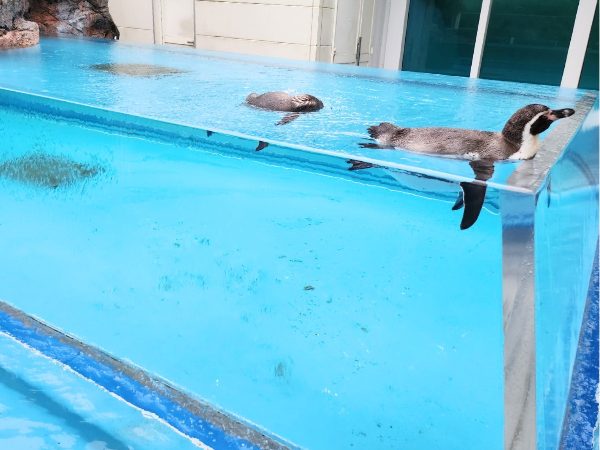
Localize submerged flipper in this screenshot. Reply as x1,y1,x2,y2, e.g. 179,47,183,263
347,159,378,171
455,160,495,230
277,113,300,126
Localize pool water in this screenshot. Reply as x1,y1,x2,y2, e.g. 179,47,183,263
0,332,202,450
0,98,504,449
0,37,589,186
0,37,596,450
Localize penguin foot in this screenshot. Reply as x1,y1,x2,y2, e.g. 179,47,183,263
256,141,269,151
457,182,487,230
206,130,213,137
358,142,395,149
277,113,300,126
451,191,464,210
347,159,378,171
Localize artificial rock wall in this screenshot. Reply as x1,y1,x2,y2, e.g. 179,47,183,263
0,0,118,49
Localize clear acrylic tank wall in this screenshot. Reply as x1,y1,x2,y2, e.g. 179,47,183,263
0,38,596,450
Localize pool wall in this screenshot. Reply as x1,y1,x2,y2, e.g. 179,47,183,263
535,100,599,450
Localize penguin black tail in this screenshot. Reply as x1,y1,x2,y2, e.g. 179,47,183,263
368,122,397,140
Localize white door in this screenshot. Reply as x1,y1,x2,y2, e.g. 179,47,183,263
162,0,195,46
332,0,376,65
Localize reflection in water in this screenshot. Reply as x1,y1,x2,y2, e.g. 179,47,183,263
90,63,187,77
0,153,102,189
0,366,129,450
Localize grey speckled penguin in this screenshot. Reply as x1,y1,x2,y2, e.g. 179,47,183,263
246,92,324,125
351,104,575,230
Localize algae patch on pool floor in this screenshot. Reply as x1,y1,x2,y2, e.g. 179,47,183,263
0,153,103,188
90,63,187,77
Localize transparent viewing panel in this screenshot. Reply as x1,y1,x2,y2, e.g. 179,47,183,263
535,101,599,450
0,104,505,449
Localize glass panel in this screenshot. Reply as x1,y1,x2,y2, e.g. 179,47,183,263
480,0,579,86
402,0,483,76
579,7,599,90
535,100,599,449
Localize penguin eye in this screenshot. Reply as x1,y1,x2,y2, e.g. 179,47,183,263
530,116,552,135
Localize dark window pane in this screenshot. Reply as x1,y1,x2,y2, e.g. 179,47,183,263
480,0,579,86
403,0,483,77
579,7,599,90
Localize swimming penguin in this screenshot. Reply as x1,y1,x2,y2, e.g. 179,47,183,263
245,92,324,126
353,104,575,229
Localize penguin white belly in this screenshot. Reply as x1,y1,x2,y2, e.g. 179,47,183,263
509,134,540,160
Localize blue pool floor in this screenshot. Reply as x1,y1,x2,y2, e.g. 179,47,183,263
0,332,202,450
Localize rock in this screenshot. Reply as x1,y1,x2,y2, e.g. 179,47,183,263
0,17,39,49
0,0,30,29
27,0,119,39
0,0,39,48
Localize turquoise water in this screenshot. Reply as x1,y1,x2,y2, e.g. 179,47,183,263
0,102,504,449
0,332,201,450
0,37,588,186
0,37,596,450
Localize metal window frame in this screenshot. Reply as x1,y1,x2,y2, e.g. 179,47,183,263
381,0,596,89
561,0,598,88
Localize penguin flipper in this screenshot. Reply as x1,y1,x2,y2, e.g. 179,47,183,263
451,191,464,210
347,159,378,171
459,182,487,230
277,113,300,126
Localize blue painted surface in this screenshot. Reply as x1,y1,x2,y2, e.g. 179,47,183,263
0,331,202,450
561,246,599,450
0,310,259,450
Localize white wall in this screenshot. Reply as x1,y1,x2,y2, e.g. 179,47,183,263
107,0,382,65
108,0,155,44
194,0,335,61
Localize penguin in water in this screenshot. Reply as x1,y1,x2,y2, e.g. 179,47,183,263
246,92,324,125
352,104,575,229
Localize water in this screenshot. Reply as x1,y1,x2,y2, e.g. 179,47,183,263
0,102,504,449
0,37,596,450
0,332,202,450
0,37,588,186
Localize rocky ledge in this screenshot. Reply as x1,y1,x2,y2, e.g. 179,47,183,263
0,16,38,49
27,0,119,39
0,0,118,49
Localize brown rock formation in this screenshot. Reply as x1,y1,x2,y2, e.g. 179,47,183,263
0,0,39,49
27,0,119,39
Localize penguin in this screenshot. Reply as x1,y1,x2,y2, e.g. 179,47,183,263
245,92,324,126
352,104,575,229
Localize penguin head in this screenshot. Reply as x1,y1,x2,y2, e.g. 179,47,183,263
502,104,575,146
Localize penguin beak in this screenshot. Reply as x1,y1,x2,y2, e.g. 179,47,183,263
548,108,575,120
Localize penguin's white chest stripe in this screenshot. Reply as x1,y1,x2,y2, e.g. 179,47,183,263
509,111,545,160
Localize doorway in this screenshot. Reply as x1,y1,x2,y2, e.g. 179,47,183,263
332,0,376,66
